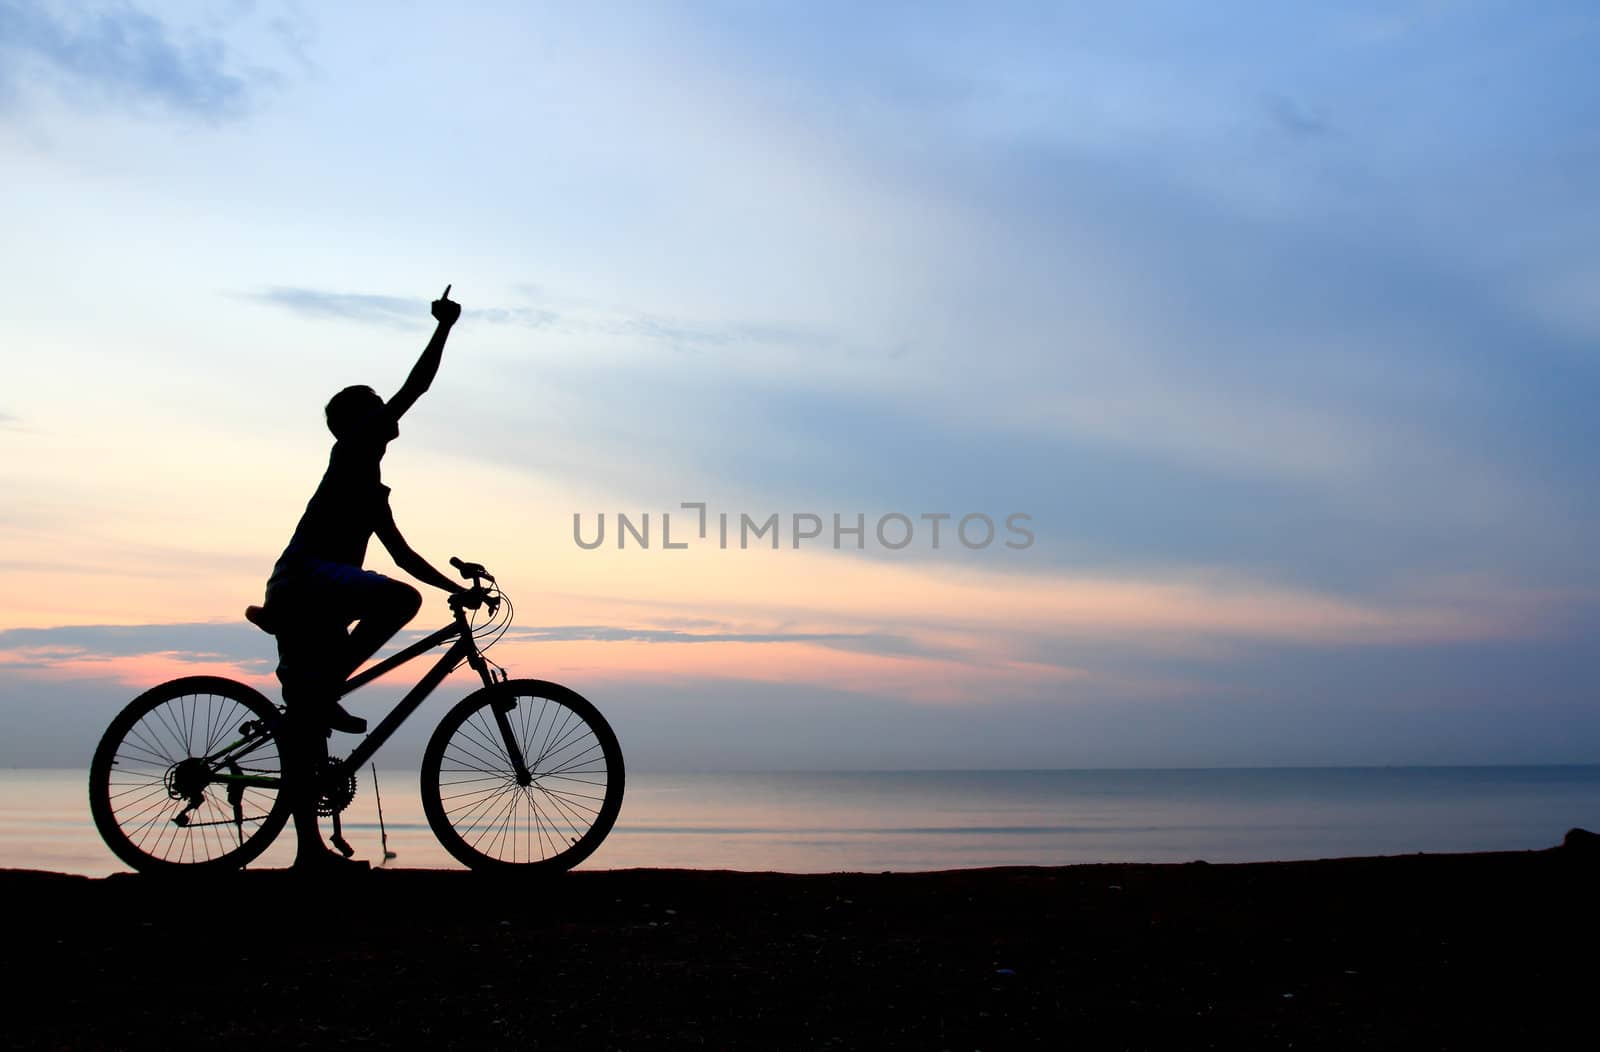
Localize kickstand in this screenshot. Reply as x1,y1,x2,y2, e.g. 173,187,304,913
329,811,355,858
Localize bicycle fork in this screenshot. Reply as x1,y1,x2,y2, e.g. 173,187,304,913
488,692,534,786
464,644,533,786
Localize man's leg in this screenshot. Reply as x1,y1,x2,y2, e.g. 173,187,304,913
332,570,422,682
275,621,347,864
266,566,410,869
284,703,330,860
290,564,420,733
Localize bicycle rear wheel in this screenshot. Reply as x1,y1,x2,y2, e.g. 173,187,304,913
421,679,624,871
88,676,292,872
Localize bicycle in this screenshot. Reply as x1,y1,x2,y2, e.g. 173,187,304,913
88,558,625,873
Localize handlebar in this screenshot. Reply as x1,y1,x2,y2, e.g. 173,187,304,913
449,556,495,584
448,556,500,614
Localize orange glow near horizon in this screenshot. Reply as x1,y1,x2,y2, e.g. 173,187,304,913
0,649,275,692
0,431,1577,708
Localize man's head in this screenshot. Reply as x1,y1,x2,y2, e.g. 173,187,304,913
325,385,397,442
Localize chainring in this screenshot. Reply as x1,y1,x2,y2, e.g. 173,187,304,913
316,757,358,817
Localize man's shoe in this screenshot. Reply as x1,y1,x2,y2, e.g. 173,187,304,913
326,701,367,735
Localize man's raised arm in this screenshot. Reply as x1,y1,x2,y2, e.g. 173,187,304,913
388,284,461,420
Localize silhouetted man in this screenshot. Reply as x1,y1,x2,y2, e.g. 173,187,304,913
256,285,464,870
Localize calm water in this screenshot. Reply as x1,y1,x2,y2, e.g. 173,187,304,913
4,766,1598,877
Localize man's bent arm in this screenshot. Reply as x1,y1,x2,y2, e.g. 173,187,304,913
388,286,461,420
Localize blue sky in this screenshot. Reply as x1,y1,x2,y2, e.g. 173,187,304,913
0,1,1596,768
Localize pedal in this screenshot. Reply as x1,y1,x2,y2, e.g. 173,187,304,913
329,812,355,858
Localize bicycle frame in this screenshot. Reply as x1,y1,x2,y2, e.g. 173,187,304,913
204,602,529,795
333,605,496,773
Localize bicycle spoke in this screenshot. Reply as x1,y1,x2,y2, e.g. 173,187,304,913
148,703,186,761
445,786,516,826
533,713,587,770
202,696,237,756
479,790,520,857
541,740,604,779
451,780,516,828
538,783,603,813
466,788,520,851
124,723,177,768
124,795,180,846
185,695,199,758
108,781,172,812
441,740,513,777
534,791,567,857
530,706,571,771
201,695,220,756
464,710,513,764
435,772,507,788
519,698,551,769
536,785,592,841
441,781,514,808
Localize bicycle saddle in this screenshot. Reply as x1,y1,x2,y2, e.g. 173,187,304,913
244,605,278,635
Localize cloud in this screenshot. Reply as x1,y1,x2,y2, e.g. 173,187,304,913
249,287,428,328
0,621,270,668
1263,93,1331,139
248,283,853,363
0,618,930,676
0,1,263,119
506,623,930,658
476,306,560,328
612,315,834,355
248,287,559,330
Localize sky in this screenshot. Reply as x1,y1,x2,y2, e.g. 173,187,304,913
1,0,1597,769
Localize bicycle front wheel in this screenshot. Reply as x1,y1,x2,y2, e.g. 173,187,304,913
421,679,624,871
88,676,291,872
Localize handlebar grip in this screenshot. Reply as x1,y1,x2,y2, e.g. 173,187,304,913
449,556,494,583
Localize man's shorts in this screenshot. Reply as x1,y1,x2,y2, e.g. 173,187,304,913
264,559,406,697
266,558,402,626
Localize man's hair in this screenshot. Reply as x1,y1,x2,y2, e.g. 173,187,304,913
325,385,382,440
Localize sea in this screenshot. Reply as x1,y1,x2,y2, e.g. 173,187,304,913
4,766,1598,877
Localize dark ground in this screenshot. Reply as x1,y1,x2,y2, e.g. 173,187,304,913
7,837,1599,1049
